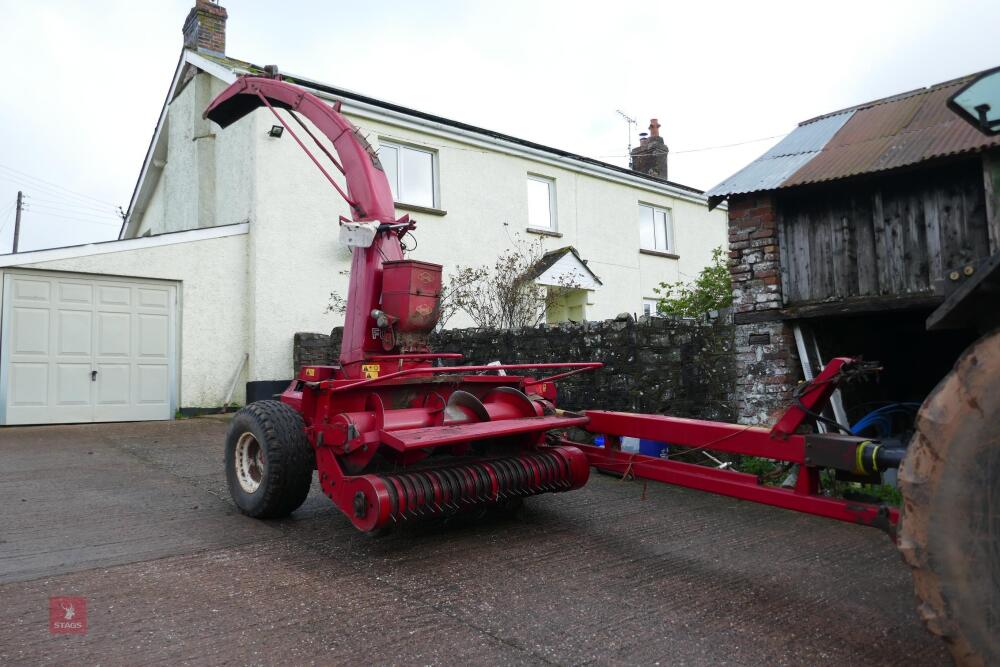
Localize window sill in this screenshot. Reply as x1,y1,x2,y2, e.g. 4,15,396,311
526,227,563,238
640,248,680,259
395,202,447,217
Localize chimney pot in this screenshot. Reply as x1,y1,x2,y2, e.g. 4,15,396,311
629,118,669,179
183,0,228,55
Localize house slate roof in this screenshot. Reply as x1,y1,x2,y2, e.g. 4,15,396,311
198,52,706,197
123,49,716,239
523,246,603,285
705,67,1000,207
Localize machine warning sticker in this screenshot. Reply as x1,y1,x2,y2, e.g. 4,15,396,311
362,364,381,379
305,368,316,377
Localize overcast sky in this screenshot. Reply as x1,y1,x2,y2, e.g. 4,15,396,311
0,0,996,253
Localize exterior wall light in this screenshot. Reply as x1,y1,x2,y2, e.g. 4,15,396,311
268,125,284,138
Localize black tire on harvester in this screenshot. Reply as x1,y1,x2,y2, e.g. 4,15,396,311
898,330,1000,666
225,400,315,518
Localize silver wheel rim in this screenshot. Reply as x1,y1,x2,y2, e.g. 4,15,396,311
235,432,265,494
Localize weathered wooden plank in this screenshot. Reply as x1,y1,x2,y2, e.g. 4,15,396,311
837,196,858,296
903,189,928,293
841,195,860,297
776,158,990,306
939,181,967,269
829,201,846,298
963,173,991,260
777,205,793,304
782,202,811,303
778,293,943,320
733,293,945,323
984,151,1000,253
894,193,910,293
926,252,1000,331
792,209,812,301
854,191,878,296
923,187,944,284
813,206,833,301
871,191,892,295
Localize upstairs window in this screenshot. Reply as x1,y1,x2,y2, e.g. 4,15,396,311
378,141,436,208
639,203,674,253
643,298,661,317
527,175,556,230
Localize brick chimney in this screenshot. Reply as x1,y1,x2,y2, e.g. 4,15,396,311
183,0,228,55
630,118,669,180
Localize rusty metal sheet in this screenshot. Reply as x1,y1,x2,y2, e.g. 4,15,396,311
783,76,1000,187
709,71,1000,203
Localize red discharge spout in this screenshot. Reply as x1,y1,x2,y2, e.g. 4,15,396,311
204,76,407,373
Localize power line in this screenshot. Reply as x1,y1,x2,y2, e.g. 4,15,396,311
0,201,16,237
0,162,120,207
24,194,120,216
21,209,122,227
23,206,121,227
0,173,121,212
25,202,122,223
0,163,119,207
597,132,788,159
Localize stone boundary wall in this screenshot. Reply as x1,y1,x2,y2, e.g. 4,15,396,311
295,312,737,421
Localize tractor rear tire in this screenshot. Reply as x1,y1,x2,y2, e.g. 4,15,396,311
225,400,315,519
898,330,1000,666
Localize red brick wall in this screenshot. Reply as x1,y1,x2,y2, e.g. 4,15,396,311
183,1,228,54
727,194,801,424
727,194,782,315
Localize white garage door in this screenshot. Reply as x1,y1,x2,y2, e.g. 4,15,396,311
0,271,177,425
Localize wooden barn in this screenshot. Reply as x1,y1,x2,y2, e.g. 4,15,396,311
706,69,1000,427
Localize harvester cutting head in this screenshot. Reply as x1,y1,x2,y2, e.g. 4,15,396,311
208,74,601,531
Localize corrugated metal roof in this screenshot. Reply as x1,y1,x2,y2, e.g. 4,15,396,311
705,111,853,202
785,76,1000,187
707,69,1000,203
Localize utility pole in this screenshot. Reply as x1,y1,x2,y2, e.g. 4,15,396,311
12,190,23,253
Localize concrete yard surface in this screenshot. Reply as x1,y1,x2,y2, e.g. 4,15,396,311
0,419,947,665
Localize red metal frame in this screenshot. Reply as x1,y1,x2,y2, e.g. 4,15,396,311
206,75,413,376
316,362,604,394
206,76,901,537
569,419,897,531
571,444,893,526
565,357,899,532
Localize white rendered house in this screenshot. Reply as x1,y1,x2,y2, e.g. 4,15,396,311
0,1,727,423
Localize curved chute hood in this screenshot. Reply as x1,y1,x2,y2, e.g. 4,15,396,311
204,76,397,223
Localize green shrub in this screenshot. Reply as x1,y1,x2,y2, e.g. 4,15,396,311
655,246,733,318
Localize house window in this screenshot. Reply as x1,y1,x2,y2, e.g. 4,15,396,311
643,298,661,317
639,203,674,253
378,141,436,208
527,175,556,230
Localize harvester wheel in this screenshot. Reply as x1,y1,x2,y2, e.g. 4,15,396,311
898,330,1000,666
225,400,314,519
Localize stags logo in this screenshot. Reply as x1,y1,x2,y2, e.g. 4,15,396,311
49,596,87,635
